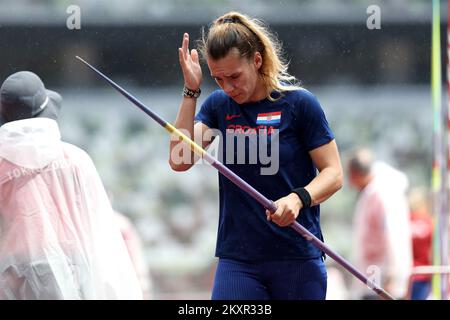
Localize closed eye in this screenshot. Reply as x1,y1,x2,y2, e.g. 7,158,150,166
212,74,239,81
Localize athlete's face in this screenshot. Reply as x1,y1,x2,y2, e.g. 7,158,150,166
207,49,265,104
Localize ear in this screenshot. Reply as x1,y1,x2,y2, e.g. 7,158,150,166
253,52,262,70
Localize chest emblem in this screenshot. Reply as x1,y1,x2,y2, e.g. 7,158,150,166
225,114,242,121
256,111,281,125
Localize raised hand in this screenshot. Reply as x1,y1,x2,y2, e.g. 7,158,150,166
178,33,202,91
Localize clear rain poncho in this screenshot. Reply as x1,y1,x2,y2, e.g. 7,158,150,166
352,161,413,299
0,118,143,299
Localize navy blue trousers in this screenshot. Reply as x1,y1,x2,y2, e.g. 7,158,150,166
211,257,327,300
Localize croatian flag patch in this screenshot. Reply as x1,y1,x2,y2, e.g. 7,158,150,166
256,111,282,125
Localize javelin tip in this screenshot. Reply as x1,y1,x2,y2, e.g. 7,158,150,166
75,56,91,67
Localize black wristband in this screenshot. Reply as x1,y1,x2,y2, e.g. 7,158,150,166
292,187,312,208
183,86,201,98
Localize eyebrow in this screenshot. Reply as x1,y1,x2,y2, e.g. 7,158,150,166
211,72,239,78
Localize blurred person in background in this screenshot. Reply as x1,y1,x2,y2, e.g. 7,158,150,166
114,210,154,299
325,263,349,300
0,71,142,299
169,11,343,300
408,187,433,300
348,147,412,300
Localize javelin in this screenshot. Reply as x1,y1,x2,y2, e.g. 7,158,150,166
75,56,394,300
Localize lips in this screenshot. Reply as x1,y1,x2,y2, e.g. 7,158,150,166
231,93,241,100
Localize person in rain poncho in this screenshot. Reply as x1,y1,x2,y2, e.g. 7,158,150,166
348,147,412,300
0,71,142,299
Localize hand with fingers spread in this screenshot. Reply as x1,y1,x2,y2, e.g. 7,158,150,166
178,33,202,91
266,193,303,227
